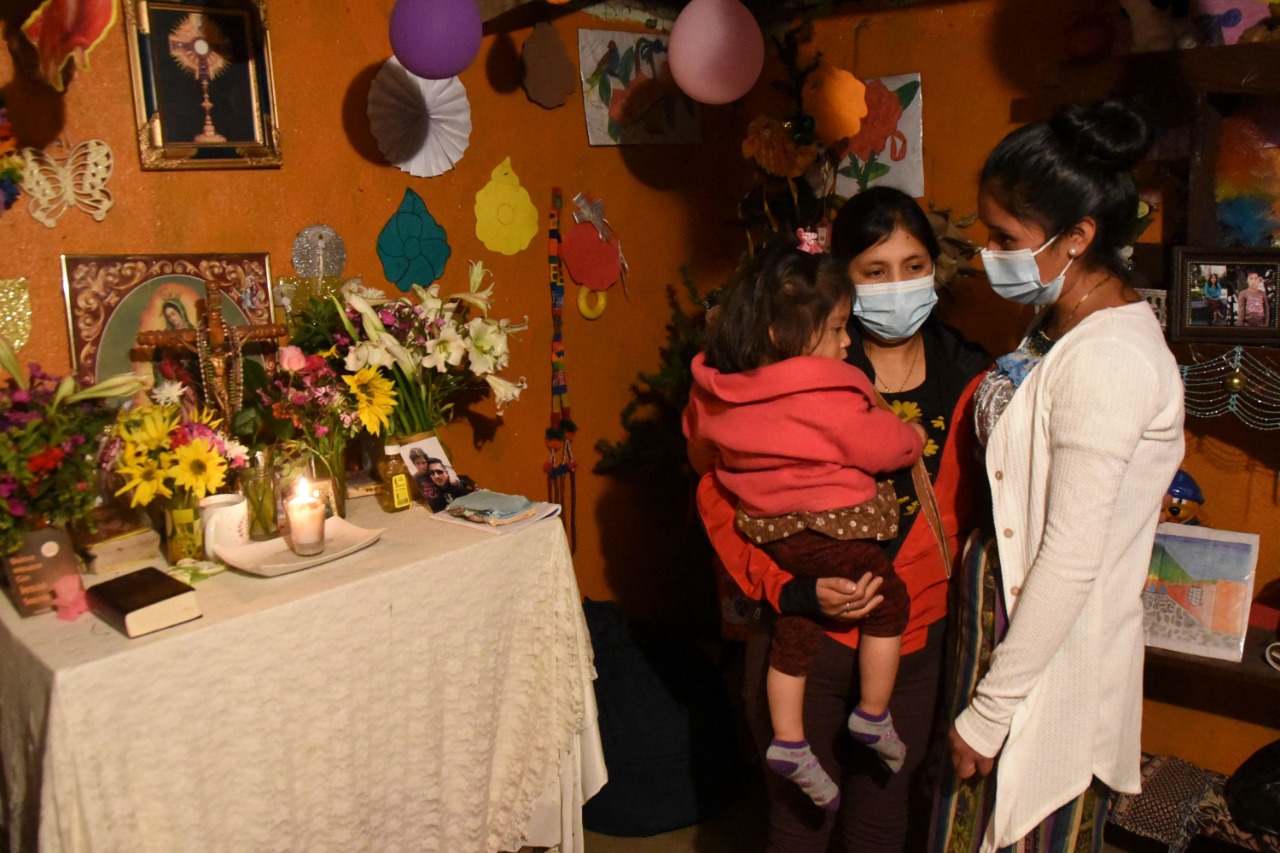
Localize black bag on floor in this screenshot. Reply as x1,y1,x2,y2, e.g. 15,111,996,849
581,598,741,837
1224,738,1280,837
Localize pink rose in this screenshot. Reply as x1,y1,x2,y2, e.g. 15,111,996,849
279,345,307,372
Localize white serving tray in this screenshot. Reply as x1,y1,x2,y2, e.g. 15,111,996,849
215,517,385,577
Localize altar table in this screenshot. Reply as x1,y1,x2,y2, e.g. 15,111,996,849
0,501,605,853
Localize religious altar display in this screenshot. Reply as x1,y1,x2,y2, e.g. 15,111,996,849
0,501,605,853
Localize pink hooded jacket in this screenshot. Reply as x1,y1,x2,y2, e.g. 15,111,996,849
683,352,923,518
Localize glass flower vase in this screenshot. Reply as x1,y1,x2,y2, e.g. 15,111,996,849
163,496,203,563
308,441,347,519
239,465,281,541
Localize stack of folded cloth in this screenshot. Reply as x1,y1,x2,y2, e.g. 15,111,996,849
445,490,538,525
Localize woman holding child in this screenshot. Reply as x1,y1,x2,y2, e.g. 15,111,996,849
690,186,990,852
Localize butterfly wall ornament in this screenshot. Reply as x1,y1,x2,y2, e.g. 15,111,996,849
19,138,114,228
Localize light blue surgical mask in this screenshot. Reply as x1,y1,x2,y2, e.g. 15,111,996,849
851,273,938,343
980,235,1073,306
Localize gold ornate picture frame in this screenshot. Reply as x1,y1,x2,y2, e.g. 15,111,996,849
123,0,282,170
62,253,275,388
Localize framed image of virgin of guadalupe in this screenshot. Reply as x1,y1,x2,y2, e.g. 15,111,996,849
61,253,275,392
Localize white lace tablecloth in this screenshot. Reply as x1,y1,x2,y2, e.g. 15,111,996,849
0,502,604,853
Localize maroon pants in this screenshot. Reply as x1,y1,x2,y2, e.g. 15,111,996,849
761,531,910,677
745,616,946,853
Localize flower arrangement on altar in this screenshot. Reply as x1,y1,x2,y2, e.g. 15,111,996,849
331,260,528,437
105,382,248,509
260,346,395,495
0,335,150,555
102,381,249,560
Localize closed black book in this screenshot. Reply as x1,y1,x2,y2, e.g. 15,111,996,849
86,567,201,638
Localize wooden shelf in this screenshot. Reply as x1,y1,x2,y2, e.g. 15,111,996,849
1144,625,1280,729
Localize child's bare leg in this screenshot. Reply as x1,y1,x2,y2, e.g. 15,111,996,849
847,634,907,773
766,665,840,811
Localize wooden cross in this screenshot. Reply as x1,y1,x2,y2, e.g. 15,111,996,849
134,280,287,424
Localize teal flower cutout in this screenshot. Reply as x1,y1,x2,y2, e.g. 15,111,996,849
378,188,451,292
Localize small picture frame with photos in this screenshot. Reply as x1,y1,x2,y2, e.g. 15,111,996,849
1168,247,1280,343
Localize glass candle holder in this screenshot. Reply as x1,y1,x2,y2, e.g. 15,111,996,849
285,478,325,557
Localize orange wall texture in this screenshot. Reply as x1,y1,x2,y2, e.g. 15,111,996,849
3,1,1275,772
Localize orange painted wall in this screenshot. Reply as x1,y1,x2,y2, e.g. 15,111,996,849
3,0,1275,770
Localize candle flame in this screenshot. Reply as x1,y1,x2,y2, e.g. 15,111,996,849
295,476,310,500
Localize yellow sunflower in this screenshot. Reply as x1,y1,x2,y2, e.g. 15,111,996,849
120,404,179,451
114,455,174,507
168,437,228,500
344,366,396,435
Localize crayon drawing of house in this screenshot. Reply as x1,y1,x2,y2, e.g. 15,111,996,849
1142,522,1259,662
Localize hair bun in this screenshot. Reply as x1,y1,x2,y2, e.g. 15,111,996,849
1048,99,1154,172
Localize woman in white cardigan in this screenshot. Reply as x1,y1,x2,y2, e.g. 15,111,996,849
931,100,1185,853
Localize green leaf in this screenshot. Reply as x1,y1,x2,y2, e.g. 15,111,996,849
617,47,635,87
608,117,620,142
864,160,891,185
894,80,920,111
600,75,612,105
838,162,863,179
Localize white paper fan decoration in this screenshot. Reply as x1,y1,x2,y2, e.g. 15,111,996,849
367,56,472,178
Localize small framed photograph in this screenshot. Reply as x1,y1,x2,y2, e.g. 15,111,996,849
310,478,340,520
1168,247,1280,343
62,253,275,390
122,0,282,170
398,436,476,513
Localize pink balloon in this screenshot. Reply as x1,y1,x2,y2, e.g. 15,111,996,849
668,0,764,105
389,0,482,80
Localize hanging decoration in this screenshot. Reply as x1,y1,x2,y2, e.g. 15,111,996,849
19,138,114,228
474,157,539,255
0,279,33,351
367,57,471,178
560,192,627,320
667,0,764,105
21,0,118,92
277,224,351,312
521,22,576,110
546,188,577,550
801,61,868,146
1181,345,1280,429
377,188,451,292
389,0,482,80
578,30,700,146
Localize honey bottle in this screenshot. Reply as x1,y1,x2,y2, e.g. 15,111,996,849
376,445,413,513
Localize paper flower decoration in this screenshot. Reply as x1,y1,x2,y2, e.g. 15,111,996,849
368,57,472,178
742,116,819,179
522,22,576,109
474,157,539,256
802,62,868,145
0,98,21,221
378,188,451,292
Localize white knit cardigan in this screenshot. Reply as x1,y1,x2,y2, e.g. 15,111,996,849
954,301,1185,850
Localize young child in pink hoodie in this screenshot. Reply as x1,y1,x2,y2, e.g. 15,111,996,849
684,238,925,811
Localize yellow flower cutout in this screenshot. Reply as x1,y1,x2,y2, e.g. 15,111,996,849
931,415,946,430
474,157,539,256
345,366,397,435
922,438,939,457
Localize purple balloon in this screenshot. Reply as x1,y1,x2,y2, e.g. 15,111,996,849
389,0,482,80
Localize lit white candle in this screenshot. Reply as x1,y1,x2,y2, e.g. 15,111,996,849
286,477,326,556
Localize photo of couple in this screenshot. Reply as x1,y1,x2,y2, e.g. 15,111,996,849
397,436,476,513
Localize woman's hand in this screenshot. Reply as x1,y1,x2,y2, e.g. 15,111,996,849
818,573,884,622
949,724,995,780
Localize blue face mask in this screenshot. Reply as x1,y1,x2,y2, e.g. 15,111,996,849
851,273,938,343
980,235,1073,306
